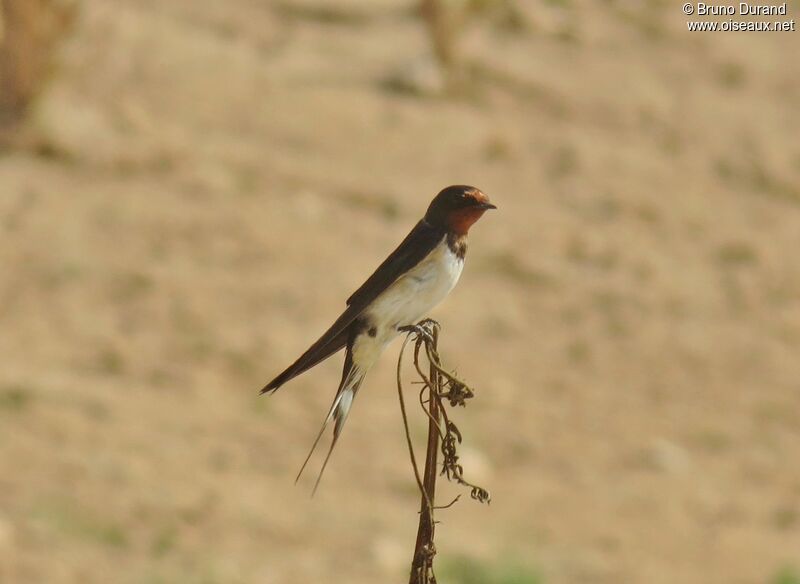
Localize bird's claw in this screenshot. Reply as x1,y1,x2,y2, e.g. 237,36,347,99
399,319,439,343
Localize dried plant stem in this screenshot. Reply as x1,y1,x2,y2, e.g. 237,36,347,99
408,325,440,584
419,0,460,91
419,0,453,65
398,320,490,584
0,0,75,142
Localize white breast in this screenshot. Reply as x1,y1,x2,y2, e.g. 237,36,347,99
364,237,464,334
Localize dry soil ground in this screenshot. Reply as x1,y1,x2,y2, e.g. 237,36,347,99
1,1,800,583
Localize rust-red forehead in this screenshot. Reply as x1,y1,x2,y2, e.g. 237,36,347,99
466,188,489,203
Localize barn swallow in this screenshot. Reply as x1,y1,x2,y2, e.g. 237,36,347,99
260,185,496,492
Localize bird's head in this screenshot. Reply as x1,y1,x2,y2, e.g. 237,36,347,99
425,185,497,235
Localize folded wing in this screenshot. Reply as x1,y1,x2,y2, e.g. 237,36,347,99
260,219,444,393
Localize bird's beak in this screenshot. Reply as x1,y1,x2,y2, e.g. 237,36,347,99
477,202,497,210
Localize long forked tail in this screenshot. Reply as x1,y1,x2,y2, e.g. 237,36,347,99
296,355,366,495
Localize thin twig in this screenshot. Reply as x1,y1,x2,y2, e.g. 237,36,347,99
397,332,427,505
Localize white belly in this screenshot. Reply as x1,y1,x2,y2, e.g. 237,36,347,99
364,238,464,337
324,237,464,461
346,237,464,378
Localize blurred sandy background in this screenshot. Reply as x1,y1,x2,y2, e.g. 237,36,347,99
1,1,800,583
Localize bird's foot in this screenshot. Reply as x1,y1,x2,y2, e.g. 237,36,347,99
398,319,440,343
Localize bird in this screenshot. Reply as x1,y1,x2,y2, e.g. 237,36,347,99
260,185,496,492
